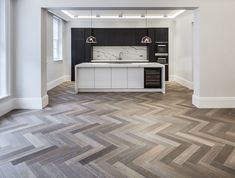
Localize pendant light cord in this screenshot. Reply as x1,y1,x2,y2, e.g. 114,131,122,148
91,9,92,28
146,9,147,28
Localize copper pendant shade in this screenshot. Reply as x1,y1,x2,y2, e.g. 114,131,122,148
86,36,97,43
86,9,97,44
141,10,152,44
141,36,152,44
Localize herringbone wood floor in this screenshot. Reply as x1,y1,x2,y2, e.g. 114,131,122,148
0,82,235,178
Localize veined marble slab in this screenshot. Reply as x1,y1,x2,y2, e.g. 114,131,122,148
93,46,147,61
76,62,164,68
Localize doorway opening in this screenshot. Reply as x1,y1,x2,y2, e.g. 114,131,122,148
41,7,199,106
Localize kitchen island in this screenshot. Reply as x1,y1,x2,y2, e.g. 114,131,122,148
75,63,165,93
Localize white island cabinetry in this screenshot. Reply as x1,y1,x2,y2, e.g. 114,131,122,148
128,68,144,89
77,68,94,89
75,63,165,93
95,68,111,89
112,68,128,89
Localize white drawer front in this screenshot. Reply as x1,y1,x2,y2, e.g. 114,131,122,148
95,68,111,88
112,68,128,89
78,68,95,88
128,68,144,89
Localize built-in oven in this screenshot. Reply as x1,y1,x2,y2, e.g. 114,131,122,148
156,56,168,65
155,42,168,54
152,41,169,81
155,56,169,81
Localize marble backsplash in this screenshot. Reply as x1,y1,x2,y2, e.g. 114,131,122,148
92,46,147,61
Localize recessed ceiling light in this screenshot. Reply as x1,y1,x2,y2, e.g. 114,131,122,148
118,14,123,18
61,10,186,20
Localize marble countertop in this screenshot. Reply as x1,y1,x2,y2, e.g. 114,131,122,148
91,60,149,63
76,62,164,68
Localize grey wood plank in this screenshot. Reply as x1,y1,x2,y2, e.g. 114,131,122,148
0,82,234,178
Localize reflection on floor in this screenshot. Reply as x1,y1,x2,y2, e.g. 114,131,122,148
0,82,235,178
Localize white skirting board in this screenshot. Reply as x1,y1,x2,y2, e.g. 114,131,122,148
1,75,71,117
0,98,15,117
14,95,49,109
170,75,193,90
47,75,71,91
0,95,49,117
193,94,235,108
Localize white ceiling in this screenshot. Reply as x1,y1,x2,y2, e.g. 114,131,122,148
50,9,186,21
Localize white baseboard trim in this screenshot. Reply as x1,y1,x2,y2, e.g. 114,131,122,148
193,94,235,108
42,95,49,108
170,75,193,90
47,76,65,91
15,95,49,109
0,98,15,117
0,95,49,117
169,75,175,82
64,75,71,81
47,75,71,91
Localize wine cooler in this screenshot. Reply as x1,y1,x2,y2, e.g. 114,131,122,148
144,68,162,88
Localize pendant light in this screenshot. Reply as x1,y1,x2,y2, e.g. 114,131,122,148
86,9,97,44
141,10,152,44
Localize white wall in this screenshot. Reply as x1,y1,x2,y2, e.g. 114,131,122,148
65,19,174,77
0,0,14,117
172,11,194,89
1,0,235,112
192,0,235,108
0,0,7,97
46,12,67,91
14,0,42,99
